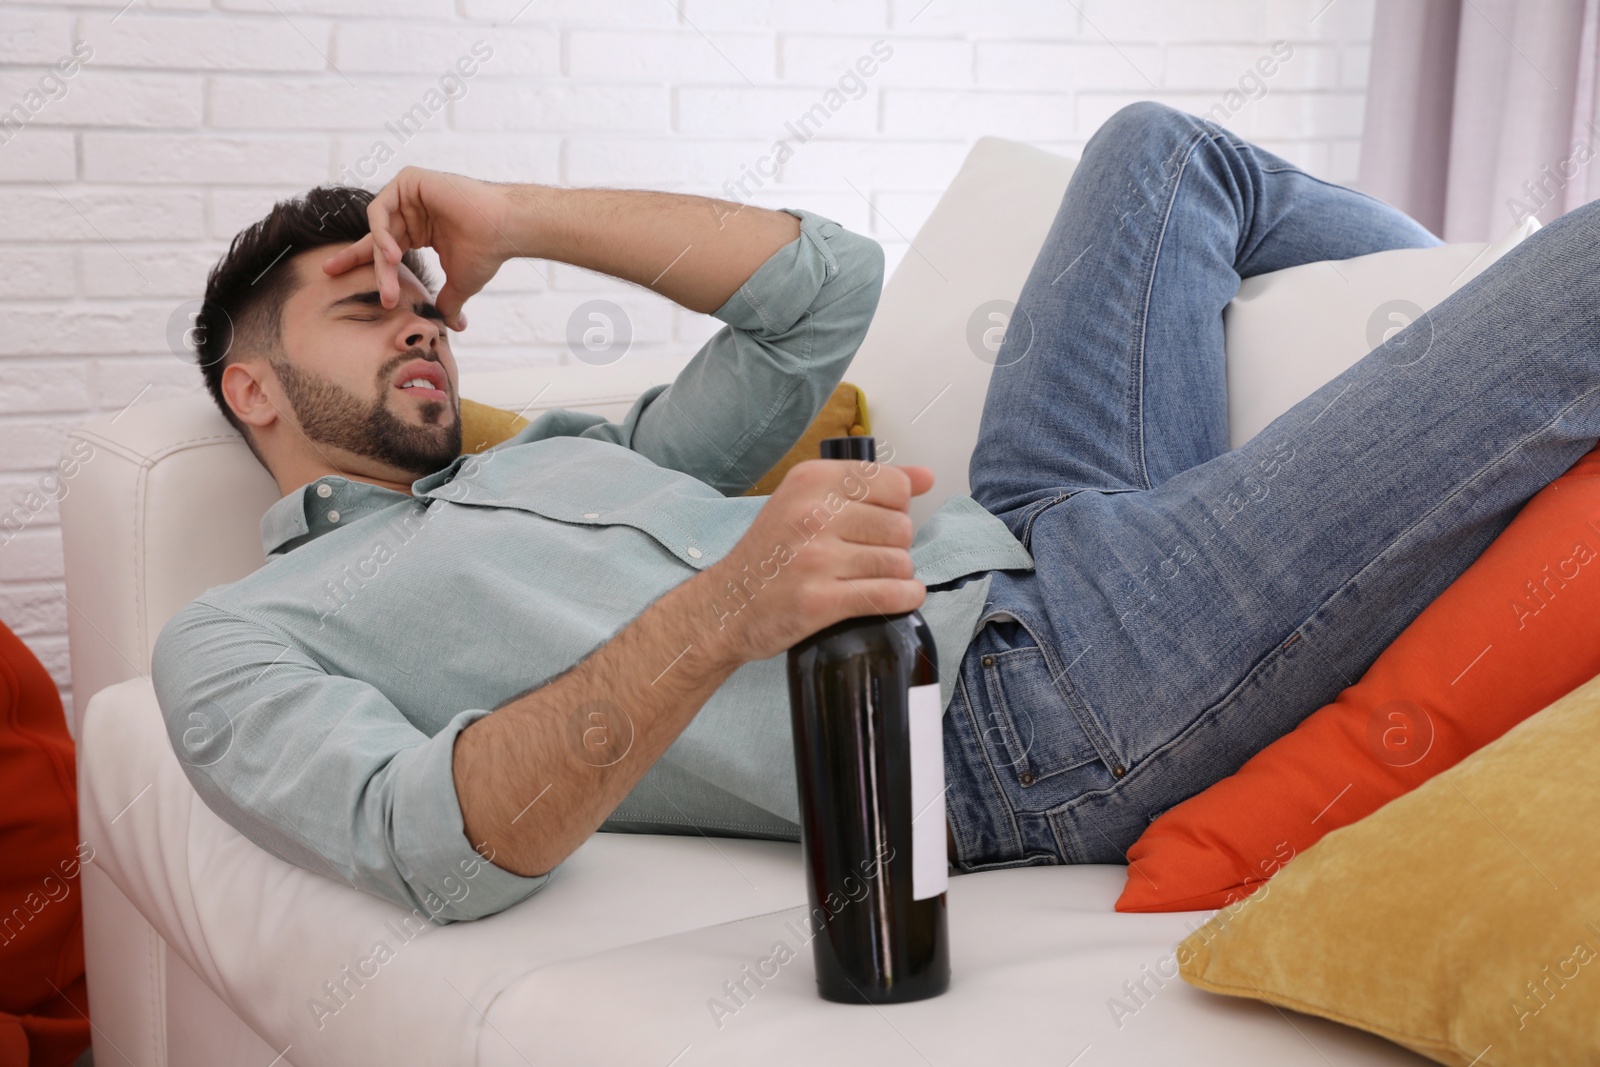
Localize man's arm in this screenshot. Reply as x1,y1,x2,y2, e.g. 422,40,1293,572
324,168,886,494
455,457,934,879
452,562,741,877
152,459,932,919
500,185,801,315
322,166,801,327
151,600,555,924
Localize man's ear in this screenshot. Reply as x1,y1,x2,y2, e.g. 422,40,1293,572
222,357,280,435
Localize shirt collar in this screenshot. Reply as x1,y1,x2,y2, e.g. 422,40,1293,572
260,475,417,558
261,447,511,558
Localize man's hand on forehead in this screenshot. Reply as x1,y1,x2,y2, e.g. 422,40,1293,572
321,166,520,333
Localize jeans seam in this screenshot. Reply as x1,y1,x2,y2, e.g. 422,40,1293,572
1297,379,1600,686
1131,124,1212,492
977,646,1032,778
1017,491,1067,550
951,667,1026,867
1016,484,1134,549
1258,161,1428,222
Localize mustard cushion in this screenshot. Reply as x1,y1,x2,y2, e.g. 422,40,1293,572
459,383,870,496
1176,670,1600,1065
458,397,536,456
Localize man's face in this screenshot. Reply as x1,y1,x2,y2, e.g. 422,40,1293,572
269,246,462,480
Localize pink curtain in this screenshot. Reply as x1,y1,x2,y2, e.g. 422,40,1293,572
1359,0,1600,241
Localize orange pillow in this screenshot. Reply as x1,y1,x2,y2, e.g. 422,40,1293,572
1117,442,1600,913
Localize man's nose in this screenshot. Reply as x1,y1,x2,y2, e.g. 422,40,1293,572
403,319,442,351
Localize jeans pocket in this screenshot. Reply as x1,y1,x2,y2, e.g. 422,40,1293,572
977,641,1105,786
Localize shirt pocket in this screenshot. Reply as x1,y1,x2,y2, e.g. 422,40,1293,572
496,492,736,571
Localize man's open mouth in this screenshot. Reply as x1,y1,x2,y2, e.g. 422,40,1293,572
393,360,449,401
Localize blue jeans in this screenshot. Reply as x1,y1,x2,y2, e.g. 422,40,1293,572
941,101,1600,871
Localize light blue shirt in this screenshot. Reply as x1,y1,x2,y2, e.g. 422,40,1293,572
150,208,1034,922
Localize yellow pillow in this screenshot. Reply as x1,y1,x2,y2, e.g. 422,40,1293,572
459,383,871,495
1177,669,1600,1065
458,397,536,456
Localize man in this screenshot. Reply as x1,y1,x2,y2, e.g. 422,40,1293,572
153,102,1600,922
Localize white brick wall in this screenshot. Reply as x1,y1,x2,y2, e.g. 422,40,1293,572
0,0,1374,722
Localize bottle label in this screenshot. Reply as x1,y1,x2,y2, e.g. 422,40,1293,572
908,681,948,900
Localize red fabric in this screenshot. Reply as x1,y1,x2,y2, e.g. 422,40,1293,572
0,619,90,1067
1118,444,1600,913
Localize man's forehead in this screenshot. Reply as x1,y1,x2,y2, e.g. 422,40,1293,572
287,244,429,307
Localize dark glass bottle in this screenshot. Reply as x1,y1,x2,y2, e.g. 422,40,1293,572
785,434,951,1005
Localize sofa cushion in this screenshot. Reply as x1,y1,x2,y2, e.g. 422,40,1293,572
1176,668,1600,1066
79,676,1430,1066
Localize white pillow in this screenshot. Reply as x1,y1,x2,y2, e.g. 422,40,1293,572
848,137,1079,526
1223,216,1539,447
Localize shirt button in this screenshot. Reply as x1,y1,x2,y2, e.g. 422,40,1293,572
686,547,703,559
981,655,995,667
316,484,332,498
327,510,340,523
583,512,599,519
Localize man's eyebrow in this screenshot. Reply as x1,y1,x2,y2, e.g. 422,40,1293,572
325,290,448,323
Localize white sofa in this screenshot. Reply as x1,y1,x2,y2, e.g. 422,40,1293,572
63,136,1534,1066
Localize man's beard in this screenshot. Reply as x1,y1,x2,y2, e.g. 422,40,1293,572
271,350,462,478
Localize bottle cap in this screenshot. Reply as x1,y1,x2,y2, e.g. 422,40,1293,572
819,435,875,462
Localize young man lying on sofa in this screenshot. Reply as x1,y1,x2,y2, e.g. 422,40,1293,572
152,102,1600,922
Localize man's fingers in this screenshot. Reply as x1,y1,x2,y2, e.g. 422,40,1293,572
436,282,469,332
881,464,935,508
831,502,914,548
904,464,934,497
850,462,935,505
841,462,934,512
366,190,403,308
844,545,916,581
840,576,926,618
321,232,376,276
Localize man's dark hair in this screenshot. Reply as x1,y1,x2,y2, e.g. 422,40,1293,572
194,185,436,468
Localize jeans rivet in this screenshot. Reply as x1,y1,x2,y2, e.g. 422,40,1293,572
1113,765,1127,778
1019,772,1034,786
981,655,995,667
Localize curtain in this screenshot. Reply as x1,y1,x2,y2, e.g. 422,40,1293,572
1358,0,1600,241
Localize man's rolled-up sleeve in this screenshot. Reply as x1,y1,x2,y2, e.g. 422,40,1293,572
150,598,549,923
519,207,885,494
